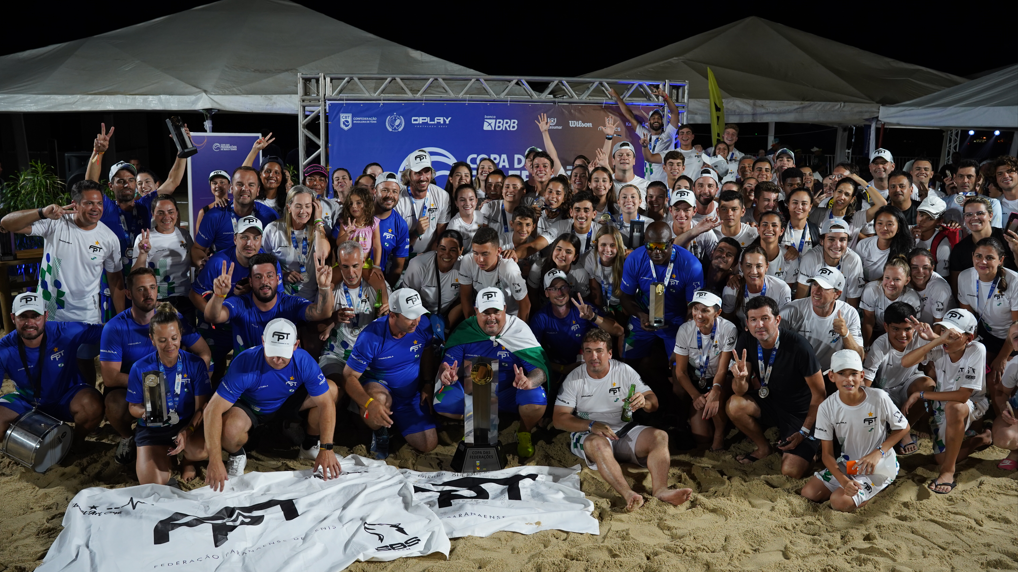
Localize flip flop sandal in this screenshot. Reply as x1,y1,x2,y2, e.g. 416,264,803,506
735,452,765,464
895,434,919,456
997,459,1018,471
928,480,957,495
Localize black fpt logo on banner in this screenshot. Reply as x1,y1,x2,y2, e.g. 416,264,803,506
153,499,299,548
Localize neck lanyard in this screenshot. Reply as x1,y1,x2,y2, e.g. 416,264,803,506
500,204,509,233
434,255,443,313
757,334,781,392
696,320,718,380
119,203,142,240
744,279,767,308
599,262,614,306
157,351,184,413
16,332,46,406
649,247,676,285
410,191,429,220
790,226,809,253
290,229,309,274
578,226,593,251
976,275,1000,317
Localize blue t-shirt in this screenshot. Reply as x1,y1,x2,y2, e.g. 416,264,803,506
223,292,311,353
347,208,408,273
99,308,202,370
0,321,103,404
346,315,433,401
529,303,601,365
192,247,285,338
195,203,279,253
100,194,156,257
216,347,327,415
442,339,536,389
126,350,211,427
620,244,703,334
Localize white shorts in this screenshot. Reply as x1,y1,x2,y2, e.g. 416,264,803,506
814,456,900,507
883,376,925,409
930,399,989,454
569,425,649,470
318,353,348,378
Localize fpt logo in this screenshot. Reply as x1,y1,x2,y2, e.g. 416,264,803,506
339,113,353,131
386,113,405,132
483,116,518,131
398,147,457,181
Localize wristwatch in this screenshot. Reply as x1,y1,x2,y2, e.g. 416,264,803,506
321,443,334,450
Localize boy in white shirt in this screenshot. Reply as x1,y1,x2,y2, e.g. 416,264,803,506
801,350,910,512
901,308,992,494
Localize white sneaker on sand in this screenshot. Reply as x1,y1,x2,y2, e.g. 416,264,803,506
299,441,320,460
225,450,247,477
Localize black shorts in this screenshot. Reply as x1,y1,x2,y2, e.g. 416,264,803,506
233,386,309,429
136,418,190,447
750,393,819,461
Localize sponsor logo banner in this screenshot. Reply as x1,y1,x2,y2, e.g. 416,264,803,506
186,133,263,238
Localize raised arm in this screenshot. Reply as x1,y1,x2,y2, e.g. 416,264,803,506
242,133,275,167
85,123,114,183
204,261,234,324
651,85,680,129
536,113,563,174
1,203,72,234
303,258,335,322
608,87,639,127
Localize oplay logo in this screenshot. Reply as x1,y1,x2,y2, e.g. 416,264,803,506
398,147,457,181
569,120,592,128
212,143,237,151
386,114,405,132
339,113,353,131
483,117,518,131
413,117,452,125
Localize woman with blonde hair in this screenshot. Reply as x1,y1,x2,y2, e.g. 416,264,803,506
262,185,330,298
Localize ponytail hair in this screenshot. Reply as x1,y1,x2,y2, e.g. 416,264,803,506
975,236,1009,293
148,302,182,337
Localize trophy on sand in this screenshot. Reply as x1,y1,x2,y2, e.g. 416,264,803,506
451,357,506,472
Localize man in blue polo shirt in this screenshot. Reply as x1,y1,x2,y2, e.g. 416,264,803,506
343,288,437,458
100,268,211,463
372,172,410,286
0,293,105,441
191,166,278,267
203,318,339,491
203,252,334,354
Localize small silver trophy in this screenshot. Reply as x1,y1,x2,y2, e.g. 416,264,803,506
648,282,666,328
142,371,179,427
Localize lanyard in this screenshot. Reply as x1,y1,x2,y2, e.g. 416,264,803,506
500,204,509,233
576,226,593,252
157,351,185,413
290,229,309,274
599,262,614,306
433,255,443,314
744,279,767,308
976,276,1000,317
229,207,241,232
16,332,46,406
118,204,142,241
695,320,717,380
790,226,809,253
649,247,676,285
757,334,781,390
410,192,429,220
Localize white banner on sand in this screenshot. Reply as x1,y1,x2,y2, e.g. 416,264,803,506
399,463,599,538
38,463,449,572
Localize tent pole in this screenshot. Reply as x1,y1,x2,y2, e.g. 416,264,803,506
834,127,845,171
767,122,775,149
868,119,877,158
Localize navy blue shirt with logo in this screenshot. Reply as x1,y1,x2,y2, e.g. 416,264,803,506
223,292,311,354
216,347,327,415
346,315,433,402
195,203,279,254
126,350,211,427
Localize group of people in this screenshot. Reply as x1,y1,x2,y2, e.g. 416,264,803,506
1,110,1017,514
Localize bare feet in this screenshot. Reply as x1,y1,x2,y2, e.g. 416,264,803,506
654,487,693,506
623,491,645,512
180,461,197,481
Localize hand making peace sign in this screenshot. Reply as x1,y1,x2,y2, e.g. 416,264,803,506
212,261,235,298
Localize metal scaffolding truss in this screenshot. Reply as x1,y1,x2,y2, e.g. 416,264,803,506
298,74,688,169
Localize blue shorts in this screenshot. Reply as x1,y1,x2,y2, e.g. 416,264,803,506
136,418,190,447
363,379,435,437
432,379,547,417
0,384,95,421
623,323,677,359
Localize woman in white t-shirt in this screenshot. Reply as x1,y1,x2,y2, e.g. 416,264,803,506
446,185,480,253
132,195,193,309
908,247,955,325
780,188,818,256
757,211,799,286
808,178,866,239
956,236,1018,385
722,245,791,329
853,206,914,282
614,184,647,249
860,256,922,347
672,291,737,452
589,166,619,220
585,226,627,312
262,187,326,299
527,233,590,307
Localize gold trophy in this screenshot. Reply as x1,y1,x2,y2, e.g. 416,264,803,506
648,282,666,328
452,357,505,472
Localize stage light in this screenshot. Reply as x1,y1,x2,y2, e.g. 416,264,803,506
994,130,1001,136
968,130,975,136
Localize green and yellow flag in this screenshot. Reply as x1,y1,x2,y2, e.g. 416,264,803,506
707,68,725,147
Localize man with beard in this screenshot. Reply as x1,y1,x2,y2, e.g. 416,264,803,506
0,293,105,442
866,149,896,200
779,266,864,373
691,168,721,225
204,252,334,354
367,172,410,286
609,86,679,184
396,150,451,255
670,189,719,261
192,166,279,266
944,159,1002,228
100,269,211,464
401,231,463,324
795,218,865,307
435,287,551,457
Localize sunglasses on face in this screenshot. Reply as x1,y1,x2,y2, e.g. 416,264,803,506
646,242,670,251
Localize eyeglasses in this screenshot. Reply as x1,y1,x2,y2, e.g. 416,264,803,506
546,285,570,294
646,242,670,251
964,211,988,218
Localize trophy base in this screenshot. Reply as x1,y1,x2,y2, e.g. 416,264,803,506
451,441,506,473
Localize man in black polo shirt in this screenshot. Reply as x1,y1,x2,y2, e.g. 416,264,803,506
726,296,826,478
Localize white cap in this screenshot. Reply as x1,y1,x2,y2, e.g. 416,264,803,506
670,189,696,207
647,107,665,118
696,167,720,186
917,195,947,217
375,171,401,188
407,150,432,172
236,216,263,234
775,148,795,162
390,288,429,319
820,217,851,235
108,161,137,181
263,318,298,358
808,266,846,291
612,141,636,157
209,170,231,182
543,269,569,289
13,292,45,316
828,349,864,374
935,308,978,335
870,148,894,163
704,154,729,177
688,290,722,309
475,287,506,313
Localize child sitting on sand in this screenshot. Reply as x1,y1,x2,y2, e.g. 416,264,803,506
801,350,910,511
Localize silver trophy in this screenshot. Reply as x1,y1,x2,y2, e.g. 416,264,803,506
648,282,666,328
142,371,179,427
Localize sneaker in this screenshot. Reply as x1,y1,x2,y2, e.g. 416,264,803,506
517,431,535,458
299,440,320,460
225,450,247,477
369,428,389,460
114,436,136,465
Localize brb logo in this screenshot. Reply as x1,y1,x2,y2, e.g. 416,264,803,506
483,116,518,131
153,499,299,548
386,113,405,132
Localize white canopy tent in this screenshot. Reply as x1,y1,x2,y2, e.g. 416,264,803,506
584,17,965,125
0,0,479,114
878,65,1018,129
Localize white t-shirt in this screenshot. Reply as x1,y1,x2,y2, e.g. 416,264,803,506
555,360,652,432
446,213,480,252
680,229,718,262
956,267,1018,339
584,255,620,306
677,148,703,178
31,216,122,323
780,226,816,255
864,334,926,392
322,279,391,361
796,248,865,301
537,213,569,244
714,223,758,247
636,123,677,182
612,176,650,210
133,228,192,300
1001,357,1018,390
853,236,893,283
395,184,452,254
722,276,791,326
912,272,955,325
779,299,863,371
256,197,278,211
767,250,800,286
691,202,718,226
479,200,514,234
913,234,952,277
814,388,907,463
998,195,1018,226
458,255,528,316
673,318,738,381
262,222,316,290
927,343,987,408
859,282,923,330
400,251,462,316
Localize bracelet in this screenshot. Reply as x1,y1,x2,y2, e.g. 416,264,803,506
920,391,925,401
605,135,613,141
37,208,44,219
215,293,227,299
712,383,722,389
188,425,195,433
313,218,324,225
877,447,885,457
363,397,374,409
588,420,596,432
799,426,813,440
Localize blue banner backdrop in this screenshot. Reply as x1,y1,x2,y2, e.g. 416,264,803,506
185,133,262,237
326,102,641,188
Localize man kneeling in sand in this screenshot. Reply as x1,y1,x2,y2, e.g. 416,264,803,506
553,329,692,511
